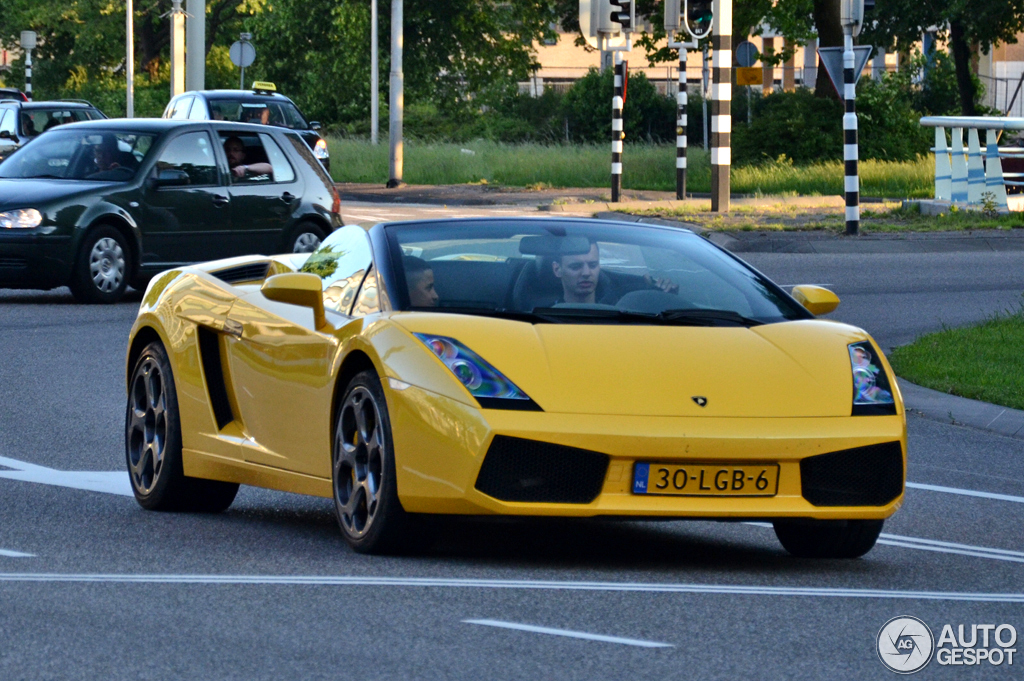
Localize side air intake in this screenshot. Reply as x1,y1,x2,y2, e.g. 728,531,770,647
474,436,609,504
197,326,235,430
800,441,904,507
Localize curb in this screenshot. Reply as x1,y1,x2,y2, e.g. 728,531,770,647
899,380,1024,441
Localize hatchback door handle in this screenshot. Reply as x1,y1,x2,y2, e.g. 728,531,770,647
280,192,296,203
212,195,229,206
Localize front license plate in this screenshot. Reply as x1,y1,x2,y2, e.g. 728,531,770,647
633,462,779,496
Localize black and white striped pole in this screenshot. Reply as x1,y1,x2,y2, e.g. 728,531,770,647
676,49,687,199
710,0,731,213
20,31,36,101
843,32,859,235
611,53,624,203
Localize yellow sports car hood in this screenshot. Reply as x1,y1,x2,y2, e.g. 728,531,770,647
392,314,889,418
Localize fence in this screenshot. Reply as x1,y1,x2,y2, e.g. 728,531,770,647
919,116,1024,212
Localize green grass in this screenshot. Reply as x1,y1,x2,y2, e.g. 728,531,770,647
890,310,1024,411
326,138,934,198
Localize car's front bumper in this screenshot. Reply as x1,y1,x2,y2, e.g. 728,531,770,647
0,232,73,289
388,383,906,520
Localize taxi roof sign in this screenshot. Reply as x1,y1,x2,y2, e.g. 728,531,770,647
251,81,277,94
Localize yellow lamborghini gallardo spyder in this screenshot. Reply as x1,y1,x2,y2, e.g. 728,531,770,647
125,218,906,557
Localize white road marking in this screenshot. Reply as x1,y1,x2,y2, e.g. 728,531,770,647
0,549,35,558
0,574,1021,602
0,456,132,497
906,481,1024,505
462,619,674,648
877,535,1024,564
745,521,1024,564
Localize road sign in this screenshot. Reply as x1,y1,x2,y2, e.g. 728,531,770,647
229,40,256,68
735,40,758,68
736,67,762,86
817,45,873,97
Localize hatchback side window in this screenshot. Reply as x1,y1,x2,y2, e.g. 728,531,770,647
0,110,14,136
259,133,295,183
300,225,373,315
168,96,194,120
153,132,218,186
187,99,208,120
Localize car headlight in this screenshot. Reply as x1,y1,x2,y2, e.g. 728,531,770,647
0,208,42,229
414,333,539,409
849,341,896,415
313,138,329,159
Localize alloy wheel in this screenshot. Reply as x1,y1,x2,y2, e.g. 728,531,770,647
127,357,168,495
89,237,125,292
293,232,321,253
334,386,385,538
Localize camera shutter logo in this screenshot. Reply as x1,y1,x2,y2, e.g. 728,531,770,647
877,616,934,674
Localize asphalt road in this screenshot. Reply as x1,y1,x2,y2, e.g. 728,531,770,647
2,245,1024,680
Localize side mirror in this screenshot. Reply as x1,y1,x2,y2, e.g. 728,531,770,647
261,272,327,328
791,285,840,316
309,121,322,131
149,168,190,189
0,130,13,140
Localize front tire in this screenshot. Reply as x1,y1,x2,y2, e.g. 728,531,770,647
70,225,131,303
332,370,432,554
126,340,239,512
773,519,883,559
285,221,325,254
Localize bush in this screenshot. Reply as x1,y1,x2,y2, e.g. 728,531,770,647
562,68,675,144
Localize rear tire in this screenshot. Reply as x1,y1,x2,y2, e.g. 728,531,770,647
285,221,325,254
773,519,883,559
332,370,433,554
70,225,131,304
126,340,239,512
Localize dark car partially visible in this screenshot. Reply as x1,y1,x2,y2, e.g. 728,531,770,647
0,119,341,303
0,99,107,161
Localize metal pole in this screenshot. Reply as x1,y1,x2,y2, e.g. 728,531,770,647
710,0,732,213
371,0,379,144
611,52,624,203
843,31,859,235
170,0,185,97
126,0,134,117
24,49,31,101
387,0,404,187
702,44,709,151
185,0,205,92
676,48,687,199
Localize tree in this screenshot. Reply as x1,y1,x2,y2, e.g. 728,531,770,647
864,0,1024,115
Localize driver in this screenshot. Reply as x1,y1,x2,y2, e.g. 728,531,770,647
551,241,679,304
93,135,121,172
405,256,438,307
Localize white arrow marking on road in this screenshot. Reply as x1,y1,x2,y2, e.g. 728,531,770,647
0,549,35,558
462,619,674,648
0,456,132,497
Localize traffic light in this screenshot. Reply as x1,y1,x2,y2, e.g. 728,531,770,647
608,0,634,32
684,0,713,40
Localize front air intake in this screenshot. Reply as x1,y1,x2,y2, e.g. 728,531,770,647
800,441,904,507
474,436,609,504
211,262,270,284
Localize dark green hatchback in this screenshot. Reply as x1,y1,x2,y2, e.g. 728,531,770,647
0,119,341,302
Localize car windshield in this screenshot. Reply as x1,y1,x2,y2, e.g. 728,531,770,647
21,108,101,137
385,220,810,325
0,129,156,181
208,99,309,129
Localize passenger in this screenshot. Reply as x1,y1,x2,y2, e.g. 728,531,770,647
20,114,37,137
405,256,438,307
551,241,679,305
223,136,273,179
